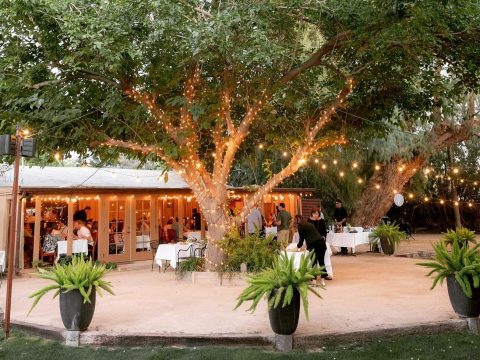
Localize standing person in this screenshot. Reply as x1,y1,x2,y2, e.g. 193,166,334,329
73,206,91,222
307,209,327,238
246,204,262,235
333,199,348,255
192,208,201,231
295,215,328,285
276,203,291,249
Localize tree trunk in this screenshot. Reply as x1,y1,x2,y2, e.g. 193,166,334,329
448,147,462,229
196,197,231,271
350,156,426,226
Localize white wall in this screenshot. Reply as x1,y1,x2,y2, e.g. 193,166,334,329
0,188,11,251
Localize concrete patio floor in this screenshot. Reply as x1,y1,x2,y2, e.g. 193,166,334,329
3,234,462,341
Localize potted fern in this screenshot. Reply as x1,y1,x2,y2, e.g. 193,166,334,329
29,255,114,331
235,251,324,335
418,229,480,318
369,222,406,255
443,228,477,248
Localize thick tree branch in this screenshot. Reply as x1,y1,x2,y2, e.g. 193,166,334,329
277,31,351,85
239,136,348,219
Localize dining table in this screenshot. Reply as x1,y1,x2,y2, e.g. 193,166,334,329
155,242,204,270
326,229,371,253
56,239,89,260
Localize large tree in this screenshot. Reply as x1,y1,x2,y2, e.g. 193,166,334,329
1,0,479,267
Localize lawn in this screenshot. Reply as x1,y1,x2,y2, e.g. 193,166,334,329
0,330,479,359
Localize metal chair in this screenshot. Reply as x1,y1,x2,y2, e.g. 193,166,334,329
177,244,194,266
193,244,207,258
150,240,160,271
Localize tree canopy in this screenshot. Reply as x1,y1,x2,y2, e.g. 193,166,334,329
1,1,480,246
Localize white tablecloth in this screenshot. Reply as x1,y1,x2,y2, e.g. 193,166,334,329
326,232,371,253
57,239,89,258
265,227,277,236
155,243,203,269
136,235,151,250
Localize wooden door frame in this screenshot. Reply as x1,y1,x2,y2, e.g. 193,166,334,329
100,195,132,263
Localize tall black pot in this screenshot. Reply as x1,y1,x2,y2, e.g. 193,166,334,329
268,288,300,335
380,238,395,255
447,275,480,318
59,288,96,331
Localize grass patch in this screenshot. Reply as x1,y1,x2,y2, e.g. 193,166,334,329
0,330,479,359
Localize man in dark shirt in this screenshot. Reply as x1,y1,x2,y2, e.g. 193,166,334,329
192,208,201,231
73,206,91,222
295,215,329,282
333,199,348,255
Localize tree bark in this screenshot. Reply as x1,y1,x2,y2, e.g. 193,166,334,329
448,146,462,229
350,156,426,226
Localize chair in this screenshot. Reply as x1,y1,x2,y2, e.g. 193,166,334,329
150,240,160,271
40,248,56,264
193,244,207,258
167,229,177,243
177,244,194,266
90,233,98,260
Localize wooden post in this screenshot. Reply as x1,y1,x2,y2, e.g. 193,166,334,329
200,209,206,240
4,126,22,338
178,197,185,240
32,197,41,262
150,196,158,241
67,200,74,256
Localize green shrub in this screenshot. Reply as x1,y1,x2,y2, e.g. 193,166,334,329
219,230,279,273
235,251,324,319
94,260,117,270
29,255,114,313
57,254,92,266
176,257,205,278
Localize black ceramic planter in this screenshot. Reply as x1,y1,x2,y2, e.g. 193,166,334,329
59,288,96,331
380,238,395,255
268,288,300,335
447,275,480,318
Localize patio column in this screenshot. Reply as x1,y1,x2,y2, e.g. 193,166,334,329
67,199,74,255
178,197,184,240
17,198,25,270
32,197,41,262
289,195,295,215
150,196,158,241
200,209,206,240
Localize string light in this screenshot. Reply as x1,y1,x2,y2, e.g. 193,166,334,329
54,152,61,161
374,165,380,171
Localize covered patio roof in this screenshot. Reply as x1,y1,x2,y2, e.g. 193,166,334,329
0,166,314,195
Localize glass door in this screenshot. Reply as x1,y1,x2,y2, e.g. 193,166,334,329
133,199,152,260
103,198,131,262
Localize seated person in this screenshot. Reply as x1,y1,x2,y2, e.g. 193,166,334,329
51,222,67,240
42,229,60,254
73,220,93,245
